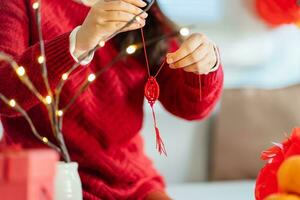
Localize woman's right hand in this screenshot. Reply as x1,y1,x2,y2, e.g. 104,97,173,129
75,0,148,53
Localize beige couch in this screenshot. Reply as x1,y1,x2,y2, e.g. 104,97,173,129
210,85,300,180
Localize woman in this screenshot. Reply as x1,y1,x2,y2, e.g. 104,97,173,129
0,0,223,199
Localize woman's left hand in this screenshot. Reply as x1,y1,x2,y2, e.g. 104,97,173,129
166,33,218,75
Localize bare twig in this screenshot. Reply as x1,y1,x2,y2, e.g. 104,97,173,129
0,93,61,153
33,1,71,162
0,52,44,102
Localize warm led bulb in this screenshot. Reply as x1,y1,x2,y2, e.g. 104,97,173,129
16,66,26,76
179,27,190,37
45,95,52,104
57,110,63,117
61,73,69,81
32,2,39,10
88,74,96,82
38,56,45,64
9,99,16,107
42,137,48,143
126,45,137,55
99,40,105,47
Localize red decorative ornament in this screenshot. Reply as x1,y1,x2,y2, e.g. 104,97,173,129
144,76,167,156
141,28,167,156
144,76,160,105
140,25,203,156
255,128,300,200
255,0,300,27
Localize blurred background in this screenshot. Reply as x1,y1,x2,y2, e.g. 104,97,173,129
1,0,300,199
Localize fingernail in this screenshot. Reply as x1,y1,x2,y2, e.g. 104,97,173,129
140,0,147,7
142,13,148,18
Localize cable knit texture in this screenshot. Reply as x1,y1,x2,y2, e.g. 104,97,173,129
0,0,224,199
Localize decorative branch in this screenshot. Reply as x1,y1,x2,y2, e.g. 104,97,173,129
0,93,61,153
0,52,44,102
33,1,71,162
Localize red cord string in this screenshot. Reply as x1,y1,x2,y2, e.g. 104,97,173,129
141,28,166,78
154,59,166,78
150,103,167,156
141,28,151,77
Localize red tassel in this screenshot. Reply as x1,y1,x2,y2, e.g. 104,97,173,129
155,126,167,156
150,103,167,156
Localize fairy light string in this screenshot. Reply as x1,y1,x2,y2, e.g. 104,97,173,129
59,28,188,114
33,1,70,161
0,94,61,152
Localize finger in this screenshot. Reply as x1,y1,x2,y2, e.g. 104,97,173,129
169,42,211,69
166,33,207,64
182,52,215,74
102,0,147,17
102,20,145,32
122,0,147,8
103,10,147,22
121,23,145,32
121,19,146,31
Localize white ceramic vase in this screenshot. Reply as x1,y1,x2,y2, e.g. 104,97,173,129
55,162,83,200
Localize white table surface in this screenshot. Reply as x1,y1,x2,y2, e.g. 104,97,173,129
167,180,255,200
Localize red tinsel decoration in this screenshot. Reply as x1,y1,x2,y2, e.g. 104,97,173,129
255,0,300,26
255,128,300,200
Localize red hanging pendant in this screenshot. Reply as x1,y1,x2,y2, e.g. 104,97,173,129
144,76,160,105
141,28,167,156
144,76,167,156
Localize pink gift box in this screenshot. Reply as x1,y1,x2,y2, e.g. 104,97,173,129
0,149,59,200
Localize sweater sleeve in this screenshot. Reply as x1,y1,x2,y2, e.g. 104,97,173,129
157,40,224,121
0,0,76,117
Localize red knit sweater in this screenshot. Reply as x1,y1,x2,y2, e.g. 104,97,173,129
0,0,223,199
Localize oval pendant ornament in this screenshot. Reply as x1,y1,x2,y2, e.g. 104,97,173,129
144,76,167,156
144,76,160,105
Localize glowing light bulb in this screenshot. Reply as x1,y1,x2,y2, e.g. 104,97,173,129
32,2,39,10
126,45,137,55
61,73,69,81
179,27,190,37
38,56,45,64
16,66,26,77
99,40,105,47
45,95,52,104
9,99,16,107
57,110,63,117
88,74,96,82
42,137,48,143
